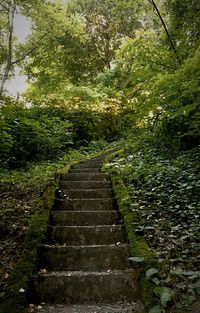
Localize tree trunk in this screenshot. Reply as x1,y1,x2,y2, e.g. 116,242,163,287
0,0,16,93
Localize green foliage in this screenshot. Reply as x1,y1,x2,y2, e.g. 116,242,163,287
104,141,200,311
98,32,200,153
166,0,200,53
0,98,73,167
0,120,14,165
145,45,200,152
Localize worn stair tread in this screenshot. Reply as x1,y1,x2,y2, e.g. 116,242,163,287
35,269,137,303
69,168,100,173
38,244,130,270
40,243,128,248
49,225,126,245
58,189,113,199
73,163,101,169
33,302,144,313
60,173,110,181
59,180,112,189
51,210,119,226
53,198,115,211
52,210,118,213
54,197,113,200
60,188,112,191
52,224,122,228
38,269,134,276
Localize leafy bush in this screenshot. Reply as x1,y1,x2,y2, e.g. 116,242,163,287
0,95,121,168
140,45,200,153
0,120,14,166
0,100,73,168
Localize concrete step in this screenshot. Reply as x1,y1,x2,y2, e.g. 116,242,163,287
38,244,130,271
59,180,112,189
49,225,126,245
34,269,138,303
86,156,105,162
60,173,110,181
32,302,144,313
51,210,119,226
59,189,113,199
73,162,101,169
53,198,115,211
69,168,100,173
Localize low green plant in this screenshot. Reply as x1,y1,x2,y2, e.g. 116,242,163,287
103,141,200,312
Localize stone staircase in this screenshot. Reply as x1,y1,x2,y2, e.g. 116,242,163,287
34,156,143,313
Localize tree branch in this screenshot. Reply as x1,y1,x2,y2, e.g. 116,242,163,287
11,33,47,66
148,0,181,65
150,59,177,70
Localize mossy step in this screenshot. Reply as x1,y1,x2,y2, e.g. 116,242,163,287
49,225,126,245
51,210,119,226
34,269,138,303
33,302,143,313
73,162,101,169
53,198,115,211
38,244,130,271
59,189,113,199
69,168,100,173
59,180,112,189
86,156,105,162
60,173,110,181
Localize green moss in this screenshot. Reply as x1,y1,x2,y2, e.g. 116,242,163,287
102,151,158,311
111,174,157,311
111,175,155,262
140,275,158,309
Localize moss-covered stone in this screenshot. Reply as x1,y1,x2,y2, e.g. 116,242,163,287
102,151,158,312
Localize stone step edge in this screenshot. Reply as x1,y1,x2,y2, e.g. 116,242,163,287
59,180,111,183
70,168,101,169
40,243,128,249
50,225,123,229
52,210,118,213
54,197,114,201
37,269,134,277
59,188,113,192
69,169,101,171
32,303,143,313
61,172,110,174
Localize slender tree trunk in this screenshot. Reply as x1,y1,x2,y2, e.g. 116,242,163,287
0,0,16,93
105,38,111,69
148,0,181,65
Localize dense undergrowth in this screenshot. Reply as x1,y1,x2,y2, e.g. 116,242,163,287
104,140,200,312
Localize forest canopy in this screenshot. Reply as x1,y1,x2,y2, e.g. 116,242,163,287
0,0,199,167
